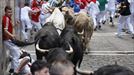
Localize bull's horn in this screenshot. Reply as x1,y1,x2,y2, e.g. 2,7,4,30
78,29,84,35
66,43,73,54
76,62,94,75
36,40,49,53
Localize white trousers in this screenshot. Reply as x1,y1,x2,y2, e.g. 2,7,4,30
4,40,21,71
40,13,51,26
90,14,98,29
97,11,106,25
130,13,134,27
105,9,115,21
31,21,42,31
118,15,134,35
20,18,32,41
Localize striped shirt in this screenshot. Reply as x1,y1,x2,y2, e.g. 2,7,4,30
49,0,58,7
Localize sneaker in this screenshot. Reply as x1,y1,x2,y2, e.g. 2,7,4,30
110,17,113,22
122,29,127,32
102,20,106,24
115,33,122,38
98,25,102,30
125,31,131,34
9,69,14,73
25,28,28,32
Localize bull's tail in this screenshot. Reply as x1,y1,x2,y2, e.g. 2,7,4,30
12,39,35,47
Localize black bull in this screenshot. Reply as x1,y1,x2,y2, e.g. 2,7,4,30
60,25,84,67
35,22,84,67
34,23,134,75
76,64,134,75
35,22,61,60
93,65,134,75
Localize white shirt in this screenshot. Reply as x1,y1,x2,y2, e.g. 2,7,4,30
107,0,116,10
21,6,32,19
41,2,51,14
128,0,134,13
87,1,100,16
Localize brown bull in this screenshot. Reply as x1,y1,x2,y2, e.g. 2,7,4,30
74,13,94,48
63,7,94,48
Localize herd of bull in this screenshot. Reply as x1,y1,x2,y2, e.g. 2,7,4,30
13,7,134,75
34,7,93,74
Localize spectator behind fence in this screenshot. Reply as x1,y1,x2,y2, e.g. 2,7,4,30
30,60,50,75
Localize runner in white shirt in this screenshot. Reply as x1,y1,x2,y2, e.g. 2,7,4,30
106,0,116,26
40,1,51,26
86,1,100,30
20,3,33,42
